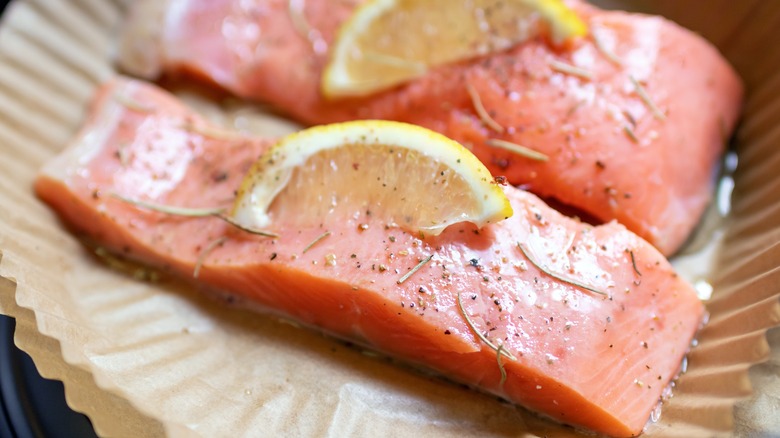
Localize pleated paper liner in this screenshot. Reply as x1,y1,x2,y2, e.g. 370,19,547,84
1,0,779,436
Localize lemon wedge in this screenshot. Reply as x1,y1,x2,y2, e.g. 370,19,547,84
231,120,512,235
322,0,587,98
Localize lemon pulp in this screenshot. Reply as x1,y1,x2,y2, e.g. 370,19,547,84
232,120,512,235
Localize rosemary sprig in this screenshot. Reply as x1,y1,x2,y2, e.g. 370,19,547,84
547,59,593,80
193,237,227,278
303,230,331,253
516,242,607,296
486,138,549,162
111,193,278,238
456,293,516,361
466,83,504,133
629,75,666,121
397,254,433,284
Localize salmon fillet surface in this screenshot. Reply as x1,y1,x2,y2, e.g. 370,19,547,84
119,0,744,256
35,78,705,437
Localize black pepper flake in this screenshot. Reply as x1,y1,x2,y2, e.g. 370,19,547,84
494,299,501,305
270,252,277,261
469,258,480,267
211,170,229,183
595,160,606,169
444,330,451,335
492,157,510,170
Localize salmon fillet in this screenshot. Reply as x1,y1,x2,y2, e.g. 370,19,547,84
35,78,704,437
118,0,743,256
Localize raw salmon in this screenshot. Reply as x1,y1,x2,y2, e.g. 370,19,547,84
118,0,744,256
36,77,704,437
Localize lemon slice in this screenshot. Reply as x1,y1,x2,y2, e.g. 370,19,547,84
322,0,587,98
231,120,512,235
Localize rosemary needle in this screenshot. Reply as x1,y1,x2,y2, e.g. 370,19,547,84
111,193,278,238
623,125,639,143
486,138,549,162
629,75,666,121
303,230,331,253
496,344,508,387
456,293,516,361
193,237,227,278
111,193,224,216
397,254,433,284
466,82,504,133
629,250,642,276
516,242,607,297
547,59,594,81
592,29,623,66
219,215,280,238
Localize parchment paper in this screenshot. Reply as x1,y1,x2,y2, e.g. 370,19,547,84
1,0,778,436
